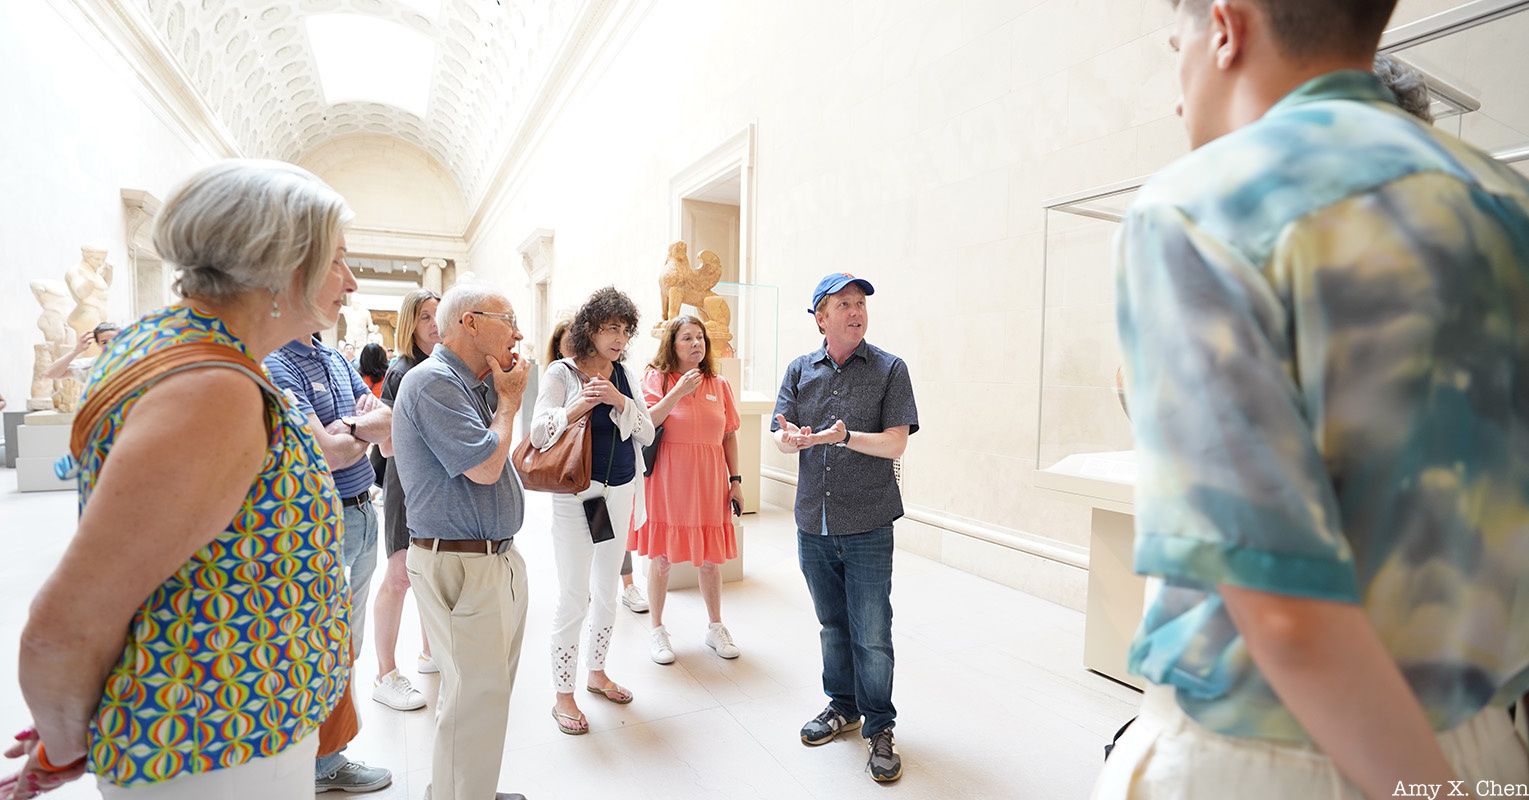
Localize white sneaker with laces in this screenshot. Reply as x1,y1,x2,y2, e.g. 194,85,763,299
621,583,650,613
705,622,740,659
650,625,676,664
417,652,439,675
372,669,426,711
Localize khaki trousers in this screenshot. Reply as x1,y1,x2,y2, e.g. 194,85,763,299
407,541,529,800
1094,686,1529,799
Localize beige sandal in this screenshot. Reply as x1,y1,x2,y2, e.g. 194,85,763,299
585,681,633,705
551,706,589,735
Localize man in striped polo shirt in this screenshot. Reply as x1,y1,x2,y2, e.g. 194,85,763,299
265,332,394,794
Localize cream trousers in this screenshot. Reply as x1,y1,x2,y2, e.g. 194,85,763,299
407,540,529,800
1094,686,1529,799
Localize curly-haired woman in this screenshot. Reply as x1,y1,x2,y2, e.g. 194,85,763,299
530,287,655,735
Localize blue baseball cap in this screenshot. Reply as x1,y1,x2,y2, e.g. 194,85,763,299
809,273,875,313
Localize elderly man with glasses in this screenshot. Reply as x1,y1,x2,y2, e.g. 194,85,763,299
391,283,532,800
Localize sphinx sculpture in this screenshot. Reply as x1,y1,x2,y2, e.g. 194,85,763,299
653,241,733,356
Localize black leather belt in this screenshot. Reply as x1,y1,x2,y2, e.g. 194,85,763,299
411,537,512,555
341,492,370,508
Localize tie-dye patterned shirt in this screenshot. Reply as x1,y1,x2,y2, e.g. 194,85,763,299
1117,70,1529,742
78,306,350,784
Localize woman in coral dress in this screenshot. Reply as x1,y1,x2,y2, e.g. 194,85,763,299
632,315,743,664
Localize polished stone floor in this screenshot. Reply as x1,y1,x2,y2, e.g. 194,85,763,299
0,467,1138,799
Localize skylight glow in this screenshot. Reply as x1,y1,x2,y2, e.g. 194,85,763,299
395,0,443,18
306,14,435,117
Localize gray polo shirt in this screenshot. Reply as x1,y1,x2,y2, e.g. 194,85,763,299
772,339,919,535
392,343,525,541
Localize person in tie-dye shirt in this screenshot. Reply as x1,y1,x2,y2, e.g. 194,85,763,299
1093,1,1529,798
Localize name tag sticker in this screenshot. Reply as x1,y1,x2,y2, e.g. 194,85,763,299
311,381,327,394
706,394,718,401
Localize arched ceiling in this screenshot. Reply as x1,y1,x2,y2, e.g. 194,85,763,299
133,0,581,206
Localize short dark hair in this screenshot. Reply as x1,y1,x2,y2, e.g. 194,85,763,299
92,322,120,339
359,342,389,381
568,287,639,362
1175,0,1398,60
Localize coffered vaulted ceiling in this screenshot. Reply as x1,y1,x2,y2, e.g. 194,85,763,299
131,0,583,205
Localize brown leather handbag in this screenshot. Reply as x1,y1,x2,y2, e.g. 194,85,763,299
513,362,595,493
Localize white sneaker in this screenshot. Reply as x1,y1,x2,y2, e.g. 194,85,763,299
372,669,426,711
650,626,676,664
417,652,439,675
705,622,740,659
621,583,650,613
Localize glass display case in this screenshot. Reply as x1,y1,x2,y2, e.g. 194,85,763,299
1381,0,1529,177
1034,0,1529,480
1034,178,1141,479
711,281,780,401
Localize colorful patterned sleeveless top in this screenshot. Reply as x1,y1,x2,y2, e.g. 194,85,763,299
78,306,349,786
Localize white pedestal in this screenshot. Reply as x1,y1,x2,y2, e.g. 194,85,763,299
639,522,745,589
713,357,772,515
1035,451,1145,689
16,411,75,493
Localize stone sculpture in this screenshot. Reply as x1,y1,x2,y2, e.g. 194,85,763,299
29,279,76,411
66,246,113,343
653,241,733,356
338,299,377,350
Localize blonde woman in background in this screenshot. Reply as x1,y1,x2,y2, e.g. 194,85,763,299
369,288,441,712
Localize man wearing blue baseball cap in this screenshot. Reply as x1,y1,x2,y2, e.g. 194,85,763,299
772,272,919,784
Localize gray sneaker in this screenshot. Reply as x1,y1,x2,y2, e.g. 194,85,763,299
316,760,392,793
799,705,862,746
867,729,902,783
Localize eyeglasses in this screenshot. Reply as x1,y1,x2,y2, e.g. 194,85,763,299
469,310,518,329
598,323,634,338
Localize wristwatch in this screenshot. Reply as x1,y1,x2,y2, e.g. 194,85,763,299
729,475,743,484
834,429,850,448
342,416,358,437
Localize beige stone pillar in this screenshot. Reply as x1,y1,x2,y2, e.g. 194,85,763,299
421,257,446,293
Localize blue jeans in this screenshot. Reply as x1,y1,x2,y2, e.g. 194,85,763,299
340,501,380,656
316,501,380,777
797,526,896,737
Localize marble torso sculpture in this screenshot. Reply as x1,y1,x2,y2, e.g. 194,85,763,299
654,241,733,355
30,279,76,411
66,246,112,341
338,301,377,350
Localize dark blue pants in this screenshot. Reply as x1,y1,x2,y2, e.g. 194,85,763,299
797,526,896,737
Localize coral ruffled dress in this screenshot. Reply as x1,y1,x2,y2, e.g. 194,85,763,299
629,369,740,565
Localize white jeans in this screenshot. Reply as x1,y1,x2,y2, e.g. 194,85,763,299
1094,686,1529,799
97,735,317,799
549,480,635,693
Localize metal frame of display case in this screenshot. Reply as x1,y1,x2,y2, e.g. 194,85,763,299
1034,0,1529,468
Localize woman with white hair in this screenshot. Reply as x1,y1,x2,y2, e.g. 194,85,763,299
1,160,358,799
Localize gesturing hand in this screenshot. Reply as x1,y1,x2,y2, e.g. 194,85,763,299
804,419,848,448
774,415,814,453
673,369,704,398
584,376,626,410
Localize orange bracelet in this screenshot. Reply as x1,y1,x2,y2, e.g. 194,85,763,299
34,742,85,774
